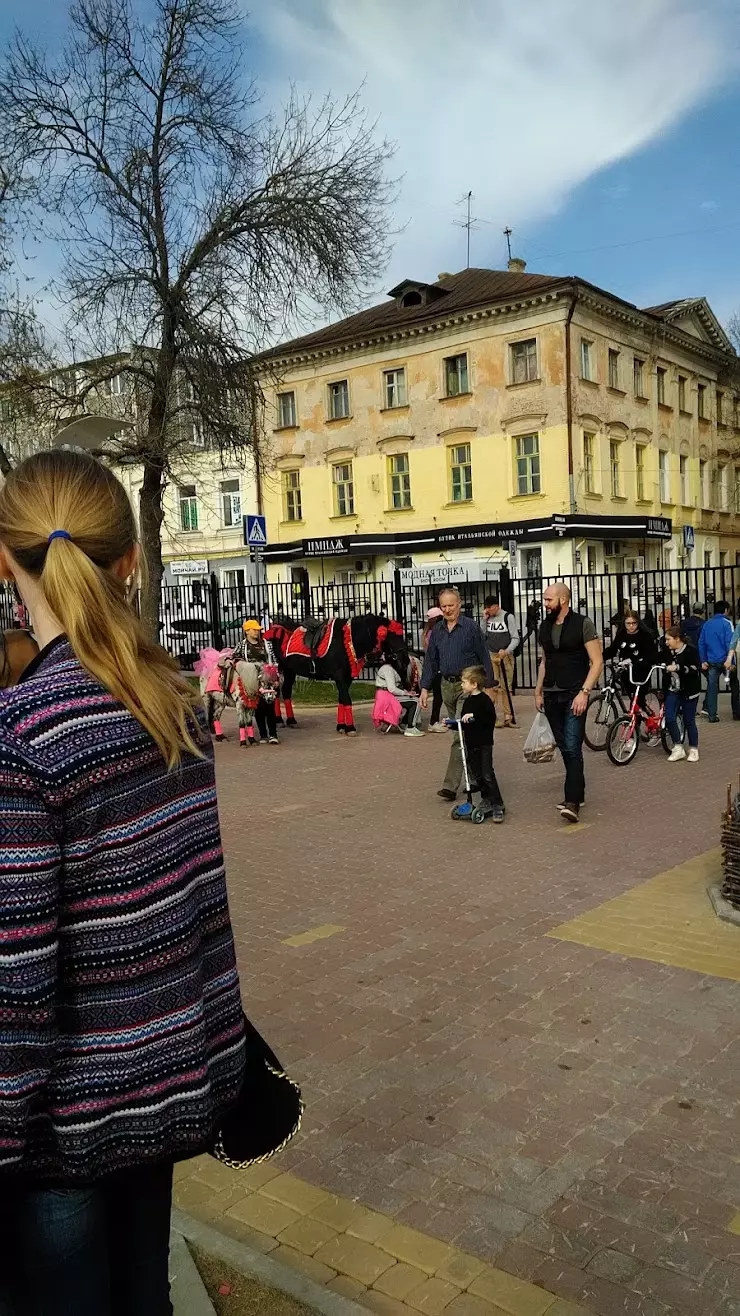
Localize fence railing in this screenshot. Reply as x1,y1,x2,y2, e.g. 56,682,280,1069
3,564,738,689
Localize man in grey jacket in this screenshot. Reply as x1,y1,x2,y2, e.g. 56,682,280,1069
482,596,519,726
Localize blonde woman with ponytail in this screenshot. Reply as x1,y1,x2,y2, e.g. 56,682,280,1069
0,450,246,1315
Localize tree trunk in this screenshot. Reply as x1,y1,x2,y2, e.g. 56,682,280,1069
0,442,13,476
139,456,166,641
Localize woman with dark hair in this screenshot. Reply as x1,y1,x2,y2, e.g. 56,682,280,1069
603,608,658,712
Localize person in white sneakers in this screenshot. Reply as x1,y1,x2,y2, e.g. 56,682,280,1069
663,625,701,762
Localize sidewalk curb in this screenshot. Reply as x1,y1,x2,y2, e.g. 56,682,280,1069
171,1209,369,1316
707,880,740,925
170,1229,217,1315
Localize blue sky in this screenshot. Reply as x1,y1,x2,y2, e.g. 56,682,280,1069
3,0,740,333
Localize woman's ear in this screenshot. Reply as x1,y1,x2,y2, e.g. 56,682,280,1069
0,547,15,583
114,544,140,582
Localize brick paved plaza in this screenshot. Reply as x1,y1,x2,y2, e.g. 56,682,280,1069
178,700,740,1316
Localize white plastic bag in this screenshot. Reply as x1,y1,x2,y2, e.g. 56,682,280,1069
523,711,556,764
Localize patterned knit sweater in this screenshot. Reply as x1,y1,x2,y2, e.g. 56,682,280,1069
0,637,245,1181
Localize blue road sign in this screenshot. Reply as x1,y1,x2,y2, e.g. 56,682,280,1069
245,514,267,548
682,525,695,551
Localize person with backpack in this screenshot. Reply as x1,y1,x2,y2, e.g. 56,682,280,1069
481,595,519,727
699,600,734,722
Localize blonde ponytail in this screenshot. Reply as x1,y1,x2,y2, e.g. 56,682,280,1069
0,450,204,768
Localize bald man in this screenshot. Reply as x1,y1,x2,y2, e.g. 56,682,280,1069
535,583,602,823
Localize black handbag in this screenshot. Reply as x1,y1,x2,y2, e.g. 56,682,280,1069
210,1014,303,1170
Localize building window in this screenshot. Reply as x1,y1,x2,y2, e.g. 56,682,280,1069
523,546,542,579
734,468,740,513
704,549,712,570
282,470,302,522
580,340,595,381
444,353,469,397
332,461,354,516
610,441,621,498
515,433,541,496
717,390,724,425
699,458,709,507
658,450,670,504
108,373,122,397
635,444,646,501
697,382,706,420
679,454,689,505
587,545,598,575
190,422,204,448
388,453,411,509
608,349,620,390
719,465,730,511
449,443,472,502
510,339,538,385
633,357,646,398
383,368,407,409
656,366,666,406
179,485,198,532
220,478,241,528
328,380,350,420
277,391,297,428
583,432,596,494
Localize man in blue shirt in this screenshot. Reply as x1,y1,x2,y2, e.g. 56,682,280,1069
421,587,495,799
698,600,734,722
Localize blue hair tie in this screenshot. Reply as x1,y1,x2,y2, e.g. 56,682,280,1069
48,530,72,543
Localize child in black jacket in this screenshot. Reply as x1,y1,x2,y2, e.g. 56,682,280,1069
663,626,701,763
459,666,505,821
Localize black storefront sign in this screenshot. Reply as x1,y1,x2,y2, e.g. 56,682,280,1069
260,513,672,562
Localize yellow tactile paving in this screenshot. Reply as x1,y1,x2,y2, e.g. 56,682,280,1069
281,923,346,947
175,1157,598,1315
547,847,740,981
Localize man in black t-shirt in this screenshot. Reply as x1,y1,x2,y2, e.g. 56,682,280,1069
535,583,603,824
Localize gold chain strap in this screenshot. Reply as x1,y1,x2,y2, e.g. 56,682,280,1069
212,1063,305,1171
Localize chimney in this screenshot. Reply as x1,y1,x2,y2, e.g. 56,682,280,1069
508,257,527,273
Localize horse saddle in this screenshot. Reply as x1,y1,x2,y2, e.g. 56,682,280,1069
301,617,329,656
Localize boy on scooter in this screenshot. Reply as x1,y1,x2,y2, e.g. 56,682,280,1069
459,666,506,823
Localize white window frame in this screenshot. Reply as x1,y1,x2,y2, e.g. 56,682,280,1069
656,366,666,406
658,450,670,504
633,357,645,398
697,383,707,420
609,440,621,498
383,367,407,409
719,464,730,512
179,485,199,532
583,432,596,495
679,454,689,506
608,348,620,390
700,459,709,508
283,469,302,522
635,444,646,501
190,422,204,448
449,442,473,502
510,338,538,386
109,373,123,396
220,478,241,528
328,380,350,420
332,461,355,516
514,433,541,496
580,339,595,382
444,353,469,397
678,376,687,411
388,452,411,509
277,391,297,428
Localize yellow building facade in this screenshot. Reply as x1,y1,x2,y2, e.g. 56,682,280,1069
257,267,740,590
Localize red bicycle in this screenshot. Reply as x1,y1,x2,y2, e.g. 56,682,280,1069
606,661,685,766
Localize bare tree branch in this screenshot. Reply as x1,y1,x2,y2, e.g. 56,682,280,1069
0,0,395,635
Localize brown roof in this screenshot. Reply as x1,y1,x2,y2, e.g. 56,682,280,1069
641,299,694,317
261,267,568,360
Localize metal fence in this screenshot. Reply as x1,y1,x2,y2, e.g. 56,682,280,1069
4,564,739,688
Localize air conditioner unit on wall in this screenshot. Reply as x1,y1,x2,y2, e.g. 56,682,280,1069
354,559,372,573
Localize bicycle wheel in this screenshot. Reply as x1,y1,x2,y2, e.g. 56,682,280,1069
661,711,686,755
606,715,640,766
585,690,617,751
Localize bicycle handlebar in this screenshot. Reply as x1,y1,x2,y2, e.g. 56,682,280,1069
613,659,666,686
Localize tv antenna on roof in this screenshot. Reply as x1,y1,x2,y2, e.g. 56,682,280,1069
453,190,482,268
504,227,513,262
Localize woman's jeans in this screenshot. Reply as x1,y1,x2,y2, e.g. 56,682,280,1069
665,692,699,748
0,1161,174,1316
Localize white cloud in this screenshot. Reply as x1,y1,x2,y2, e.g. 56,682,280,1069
253,0,737,286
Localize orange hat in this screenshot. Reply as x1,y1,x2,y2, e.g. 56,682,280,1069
243,619,262,633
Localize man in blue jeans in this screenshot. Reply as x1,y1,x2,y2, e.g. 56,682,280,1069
699,600,734,722
535,583,603,825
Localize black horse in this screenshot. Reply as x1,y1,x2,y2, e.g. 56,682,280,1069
266,613,409,733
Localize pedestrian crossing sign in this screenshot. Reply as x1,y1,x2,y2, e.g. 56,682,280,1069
245,514,267,547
